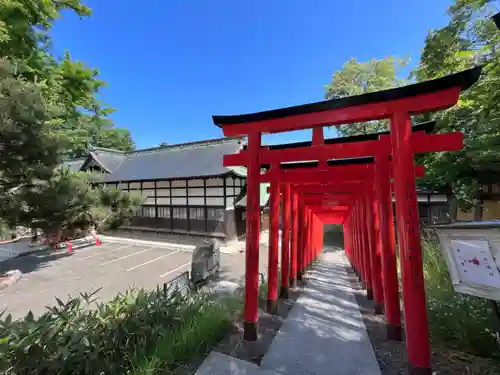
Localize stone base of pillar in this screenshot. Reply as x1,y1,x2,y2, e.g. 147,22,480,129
386,323,403,341
374,302,384,315
366,288,374,300
408,363,432,375
266,299,278,315
243,320,258,341
279,286,289,299
289,277,297,289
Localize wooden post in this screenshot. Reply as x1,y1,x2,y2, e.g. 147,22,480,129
280,183,291,298
267,166,280,314
304,209,309,269
297,199,304,281
375,154,402,340
353,206,361,280
346,217,352,265
390,112,431,374
290,190,299,288
243,132,261,341
361,198,373,300
366,192,384,314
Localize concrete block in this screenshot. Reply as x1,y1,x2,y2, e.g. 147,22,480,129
212,280,242,297
195,352,279,375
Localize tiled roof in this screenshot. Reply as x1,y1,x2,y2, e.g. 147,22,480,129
88,148,126,173
79,137,246,182
61,158,86,172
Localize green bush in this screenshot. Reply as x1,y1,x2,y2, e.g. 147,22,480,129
422,237,499,359
0,288,241,375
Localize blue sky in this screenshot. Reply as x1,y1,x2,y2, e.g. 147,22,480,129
51,0,453,148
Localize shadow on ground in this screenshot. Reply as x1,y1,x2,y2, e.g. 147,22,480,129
0,249,72,275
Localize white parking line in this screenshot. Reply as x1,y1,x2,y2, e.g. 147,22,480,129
126,250,180,272
160,261,192,278
77,244,133,261
100,247,153,266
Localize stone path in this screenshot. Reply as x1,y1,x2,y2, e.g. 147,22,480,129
195,248,381,375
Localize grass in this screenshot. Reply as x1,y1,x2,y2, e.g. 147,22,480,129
422,235,500,361
130,294,244,375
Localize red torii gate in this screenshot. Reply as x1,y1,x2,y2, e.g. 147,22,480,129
233,126,457,305
212,67,481,375
251,133,431,320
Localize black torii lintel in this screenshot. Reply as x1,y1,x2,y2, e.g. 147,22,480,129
213,67,481,127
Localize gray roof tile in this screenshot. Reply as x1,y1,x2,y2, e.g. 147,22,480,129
61,158,86,172
100,137,244,182
89,149,126,173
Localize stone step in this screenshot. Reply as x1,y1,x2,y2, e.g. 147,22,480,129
194,352,280,375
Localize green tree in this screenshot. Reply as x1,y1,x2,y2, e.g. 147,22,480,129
28,169,143,240
0,59,60,229
0,0,135,158
412,0,500,206
324,57,409,136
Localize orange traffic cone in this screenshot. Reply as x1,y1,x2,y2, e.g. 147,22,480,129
66,241,73,253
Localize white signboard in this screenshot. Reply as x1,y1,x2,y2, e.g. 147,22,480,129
435,225,500,301
450,239,500,288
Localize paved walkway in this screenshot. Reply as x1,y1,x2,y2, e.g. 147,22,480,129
195,248,381,375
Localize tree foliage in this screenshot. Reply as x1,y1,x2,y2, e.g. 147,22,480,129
0,1,139,236
324,57,409,136
27,169,143,240
324,2,500,205
0,59,60,227
0,0,135,158
412,0,500,205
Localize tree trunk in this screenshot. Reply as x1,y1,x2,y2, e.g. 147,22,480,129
473,199,483,221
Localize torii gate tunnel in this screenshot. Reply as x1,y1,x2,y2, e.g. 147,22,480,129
212,67,481,375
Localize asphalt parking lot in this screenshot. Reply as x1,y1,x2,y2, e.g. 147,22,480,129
0,238,273,319
0,241,195,318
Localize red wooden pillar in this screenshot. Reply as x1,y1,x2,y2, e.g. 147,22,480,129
318,217,323,255
375,154,402,341
243,132,261,341
307,210,312,267
360,198,373,300
312,213,316,261
366,192,384,314
303,208,308,270
353,205,362,280
313,215,318,260
267,169,280,314
297,199,304,281
280,183,291,298
345,218,353,268
356,202,366,289
316,215,321,258
290,190,298,288
307,209,312,267
353,213,360,276
390,112,431,374
316,216,323,258
344,219,350,263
